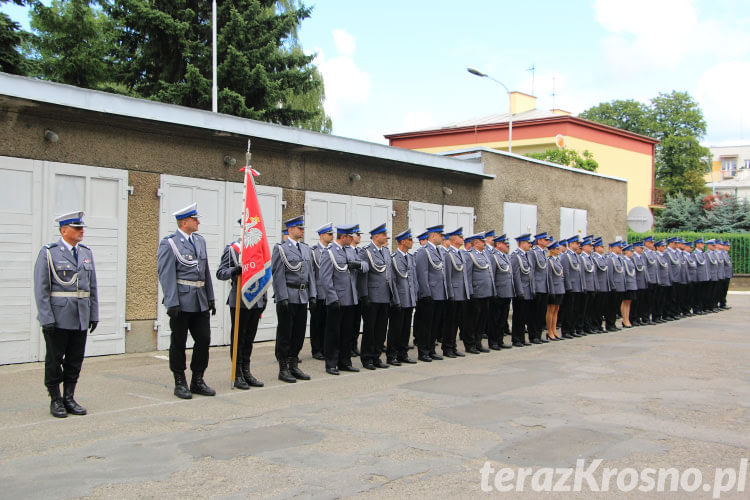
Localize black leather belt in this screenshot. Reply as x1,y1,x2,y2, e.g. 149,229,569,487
286,282,308,290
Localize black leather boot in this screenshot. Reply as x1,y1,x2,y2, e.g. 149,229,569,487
242,362,264,387
233,363,250,390
288,357,310,380
173,371,192,399
278,359,296,383
48,385,67,418
190,372,216,396
62,382,87,415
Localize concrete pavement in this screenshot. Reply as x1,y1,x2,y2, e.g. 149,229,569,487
1,294,748,499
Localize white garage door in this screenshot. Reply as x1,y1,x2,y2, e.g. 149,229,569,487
0,156,129,364
408,201,474,236
303,191,393,246
560,207,588,241
157,175,282,350
503,202,537,250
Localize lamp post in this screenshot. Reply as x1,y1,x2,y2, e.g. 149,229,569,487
467,67,512,153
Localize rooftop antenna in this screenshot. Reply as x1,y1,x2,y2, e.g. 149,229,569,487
527,63,535,96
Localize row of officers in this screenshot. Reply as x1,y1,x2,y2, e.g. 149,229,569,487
34,205,734,418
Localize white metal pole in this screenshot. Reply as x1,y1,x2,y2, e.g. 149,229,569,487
212,0,218,113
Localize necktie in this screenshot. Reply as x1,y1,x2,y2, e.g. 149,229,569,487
72,246,78,263
188,236,197,255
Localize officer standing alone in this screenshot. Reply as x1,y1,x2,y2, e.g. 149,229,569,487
34,211,98,418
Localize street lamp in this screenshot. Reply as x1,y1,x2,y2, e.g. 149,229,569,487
467,67,513,153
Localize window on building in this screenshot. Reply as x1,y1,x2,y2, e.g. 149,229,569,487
721,158,738,176
743,159,750,170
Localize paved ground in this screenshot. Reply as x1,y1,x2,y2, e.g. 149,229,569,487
1,294,749,499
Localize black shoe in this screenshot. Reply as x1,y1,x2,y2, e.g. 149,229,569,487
477,346,490,352
531,339,543,344
387,357,402,366
363,362,376,370
500,343,512,349
540,338,550,343
339,364,360,372
48,386,67,418
234,376,250,390
466,347,480,354
173,372,193,399
288,357,311,380
418,354,432,362
489,344,501,350
312,352,325,360
190,373,216,396
512,342,524,347
278,360,297,383
399,356,417,364
326,367,340,375
429,352,444,360
577,331,587,336
562,334,575,339
62,383,87,415
242,362,264,387
523,342,532,346
373,359,390,369
443,350,457,358
453,349,466,356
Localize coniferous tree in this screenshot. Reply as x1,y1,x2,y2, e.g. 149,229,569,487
654,194,702,231
0,0,28,74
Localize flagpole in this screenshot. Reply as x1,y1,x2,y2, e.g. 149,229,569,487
230,140,251,387
211,0,218,113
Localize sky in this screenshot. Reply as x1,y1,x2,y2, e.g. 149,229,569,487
4,0,750,147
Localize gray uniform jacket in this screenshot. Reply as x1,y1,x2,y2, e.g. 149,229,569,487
693,249,709,282
511,248,534,300
546,255,566,295
722,250,733,278
415,243,449,300
655,251,671,286
271,239,316,304
666,248,685,284
579,252,597,292
157,231,215,313
562,250,584,293
491,251,515,298
34,240,99,331
633,252,648,289
706,250,719,281
215,241,266,309
623,257,638,291
444,247,471,301
359,242,400,305
320,242,359,306
392,250,418,308
642,248,659,284
529,246,549,293
311,243,329,301
716,250,726,280
607,253,626,292
592,252,610,292
464,249,495,299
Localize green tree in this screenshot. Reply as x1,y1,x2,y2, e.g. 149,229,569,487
654,194,702,231
698,194,750,232
25,0,115,88
579,91,711,198
0,0,28,75
105,0,330,131
526,147,599,172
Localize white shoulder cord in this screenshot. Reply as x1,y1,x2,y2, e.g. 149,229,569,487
694,251,705,265
656,252,669,268
493,253,509,273
667,249,681,264
448,251,464,272
633,255,645,272
366,248,386,273
593,254,608,271
612,255,624,274
532,248,548,270
426,247,444,270
312,246,322,269
278,244,303,272
644,250,657,264
46,248,79,287
327,247,349,273
707,251,717,265
550,257,564,277
624,258,635,277
582,254,594,273
167,238,199,268
469,251,489,270
392,253,409,279
514,251,530,275
566,251,580,271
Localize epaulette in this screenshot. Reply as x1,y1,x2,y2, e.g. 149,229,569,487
45,242,58,249
78,243,90,250
300,241,309,247
162,233,176,240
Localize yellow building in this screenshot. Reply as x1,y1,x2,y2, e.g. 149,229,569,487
385,92,659,211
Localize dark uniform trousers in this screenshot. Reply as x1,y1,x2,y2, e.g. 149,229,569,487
351,303,363,351
635,289,648,322
602,292,618,328
578,292,594,332
361,301,390,364
44,328,87,388
442,299,468,353
325,304,355,370
228,307,262,365
561,292,581,334
511,297,533,344
309,300,326,356
490,297,511,346
531,293,548,340
414,298,438,356
169,311,210,373
654,285,669,320
387,306,413,361
275,303,307,362
592,292,607,329
720,279,730,308
467,298,489,349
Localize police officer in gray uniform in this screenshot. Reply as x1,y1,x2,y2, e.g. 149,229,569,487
632,241,649,325
692,238,709,314
605,241,626,330
320,224,363,375
511,234,534,347
705,239,720,312
387,229,418,365
579,238,597,334
216,223,266,390
529,232,550,342
719,241,733,309
271,215,317,383
641,237,659,324
441,227,469,358
310,223,334,360
34,211,98,418
665,237,684,318
414,225,449,362
654,240,672,321
157,203,216,400
490,234,514,348
561,236,585,337
464,233,495,351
